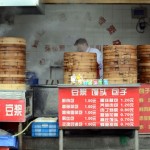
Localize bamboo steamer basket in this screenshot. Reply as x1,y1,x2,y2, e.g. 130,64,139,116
103,45,136,50
138,45,150,83
103,60,137,65
64,52,98,84
103,45,137,84
139,66,150,73
106,78,137,84
64,68,97,72
64,52,96,57
0,37,26,90
0,84,26,90
0,37,26,45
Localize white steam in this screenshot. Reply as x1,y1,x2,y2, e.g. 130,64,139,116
30,60,51,78
0,24,12,36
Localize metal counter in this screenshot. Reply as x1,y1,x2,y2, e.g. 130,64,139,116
32,84,140,117
58,83,140,88
57,83,140,150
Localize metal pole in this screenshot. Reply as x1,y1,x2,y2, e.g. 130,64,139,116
135,130,139,150
18,123,23,150
59,129,63,150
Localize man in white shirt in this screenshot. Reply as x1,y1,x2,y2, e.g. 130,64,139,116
74,38,103,78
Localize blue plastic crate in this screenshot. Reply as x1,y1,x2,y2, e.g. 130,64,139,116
31,122,59,137
0,135,18,149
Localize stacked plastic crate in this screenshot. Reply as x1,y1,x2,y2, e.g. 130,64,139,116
0,136,18,150
32,122,59,137
31,118,59,138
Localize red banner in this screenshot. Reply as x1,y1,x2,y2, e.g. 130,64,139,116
139,84,150,133
0,100,25,122
59,87,139,129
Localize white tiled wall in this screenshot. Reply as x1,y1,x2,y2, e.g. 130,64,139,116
3,4,150,84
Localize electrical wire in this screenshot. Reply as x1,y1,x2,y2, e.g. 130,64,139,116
13,119,36,137
136,17,146,33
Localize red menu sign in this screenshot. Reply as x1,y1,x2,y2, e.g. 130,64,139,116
59,87,139,129
0,99,25,122
139,84,150,134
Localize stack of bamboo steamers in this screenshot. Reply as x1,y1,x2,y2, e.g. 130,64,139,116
138,45,150,83
103,45,137,84
64,52,97,84
0,37,26,90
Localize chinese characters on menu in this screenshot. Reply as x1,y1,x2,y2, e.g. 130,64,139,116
5,104,23,116
59,88,139,128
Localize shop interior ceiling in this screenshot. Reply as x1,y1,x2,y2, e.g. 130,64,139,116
0,0,44,24
0,0,149,24
0,0,44,15
43,0,150,3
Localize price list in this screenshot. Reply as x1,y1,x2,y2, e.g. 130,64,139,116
59,87,139,128
139,84,150,133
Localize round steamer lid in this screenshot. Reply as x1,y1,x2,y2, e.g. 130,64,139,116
0,84,26,90
103,45,137,50
0,37,26,45
64,52,97,56
0,75,25,77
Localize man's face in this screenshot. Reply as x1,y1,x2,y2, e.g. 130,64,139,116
76,43,88,52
